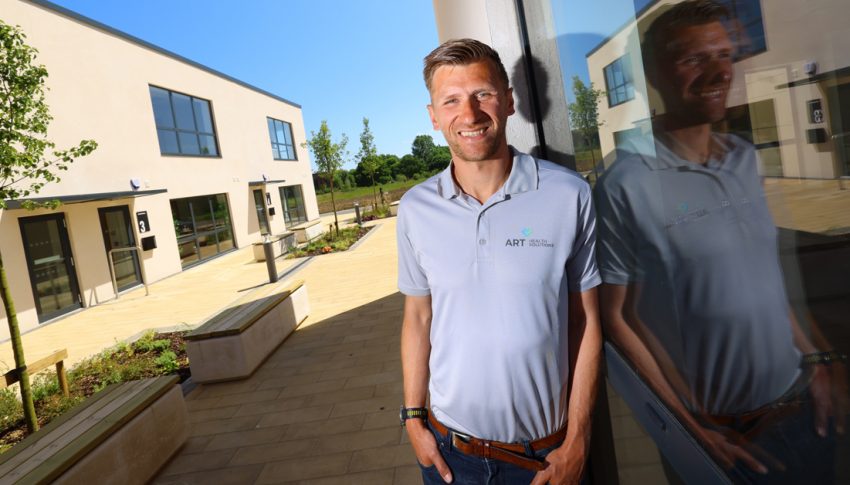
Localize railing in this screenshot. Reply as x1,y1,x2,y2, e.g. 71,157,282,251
108,246,149,299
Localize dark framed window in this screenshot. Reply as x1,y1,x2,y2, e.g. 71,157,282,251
150,86,219,157
267,117,297,160
279,185,307,228
603,54,635,107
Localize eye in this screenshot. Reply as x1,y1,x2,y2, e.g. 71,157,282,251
443,98,458,106
680,56,701,66
476,91,494,100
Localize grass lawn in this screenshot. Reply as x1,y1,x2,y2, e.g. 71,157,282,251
316,179,422,213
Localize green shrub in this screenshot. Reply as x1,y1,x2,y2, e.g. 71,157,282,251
155,351,179,373
395,174,408,182
31,372,60,402
0,388,22,430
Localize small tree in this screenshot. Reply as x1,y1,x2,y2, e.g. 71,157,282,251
0,20,97,433
303,120,347,236
568,76,605,180
356,118,380,210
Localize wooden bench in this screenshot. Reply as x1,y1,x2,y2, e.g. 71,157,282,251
290,219,324,243
2,349,70,398
252,231,297,262
185,279,309,383
0,376,186,485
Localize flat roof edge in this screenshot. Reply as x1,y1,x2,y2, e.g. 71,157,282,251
25,0,302,109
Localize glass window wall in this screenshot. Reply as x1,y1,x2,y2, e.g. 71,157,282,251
169,194,234,268
531,0,850,482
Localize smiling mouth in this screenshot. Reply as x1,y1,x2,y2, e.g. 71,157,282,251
698,88,726,98
459,127,487,138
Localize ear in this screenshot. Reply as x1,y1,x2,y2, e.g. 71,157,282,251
427,104,440,130
506,87,515,116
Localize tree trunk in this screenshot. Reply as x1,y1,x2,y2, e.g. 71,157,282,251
370,173,378,213
588,135,599,183
329,174,339,237
0,250,39,433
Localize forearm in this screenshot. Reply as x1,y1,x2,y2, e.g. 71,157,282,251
401,295,432,408
563,289,602,452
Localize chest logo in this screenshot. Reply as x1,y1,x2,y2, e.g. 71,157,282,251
505,228,554,248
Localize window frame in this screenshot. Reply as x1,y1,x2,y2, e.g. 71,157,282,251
149,85,221,158
267,117,298,161
603,54,635,108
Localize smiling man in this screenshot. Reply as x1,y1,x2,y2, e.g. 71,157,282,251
595,1,842,483
397,39,602,484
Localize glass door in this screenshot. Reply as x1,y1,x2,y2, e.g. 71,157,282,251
253,189,270,235
98,206,141,292
19,214,81,322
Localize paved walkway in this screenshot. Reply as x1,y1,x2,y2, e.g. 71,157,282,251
153,217,417,484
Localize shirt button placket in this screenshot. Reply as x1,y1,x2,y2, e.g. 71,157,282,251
477,211,491,260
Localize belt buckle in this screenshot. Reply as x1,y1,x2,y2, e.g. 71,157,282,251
451,430,471,443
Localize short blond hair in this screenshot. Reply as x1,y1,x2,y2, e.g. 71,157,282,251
423,38,509,92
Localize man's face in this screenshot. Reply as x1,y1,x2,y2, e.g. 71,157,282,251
654,21,734,125
427,60,514,164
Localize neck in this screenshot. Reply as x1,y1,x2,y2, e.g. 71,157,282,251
658,116,714,164
451,145,512,204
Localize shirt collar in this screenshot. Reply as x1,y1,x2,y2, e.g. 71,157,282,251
641,133,736,171
436,146,539,199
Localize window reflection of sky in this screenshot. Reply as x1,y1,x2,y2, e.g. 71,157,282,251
550,0,638,100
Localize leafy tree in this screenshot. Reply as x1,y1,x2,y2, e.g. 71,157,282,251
568,76,605,180
411,134,436,164
303,120,347,235
399,154,427,179
355,118,380,209
379,154,400,179
0,20,97,433
428,145,452,172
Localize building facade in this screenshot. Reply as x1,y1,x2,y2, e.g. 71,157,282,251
0,0,319,339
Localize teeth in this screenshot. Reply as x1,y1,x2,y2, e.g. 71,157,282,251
700,90,723,97
460,129,484,137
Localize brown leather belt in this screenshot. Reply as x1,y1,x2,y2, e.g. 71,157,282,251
428,413,566,472
707,398,802,429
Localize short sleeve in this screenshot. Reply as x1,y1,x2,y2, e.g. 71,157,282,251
396,201,430,296
566,185,602,292
593,179,637,286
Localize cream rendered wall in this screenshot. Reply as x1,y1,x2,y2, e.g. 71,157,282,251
587,26,652,168
0,1,317,338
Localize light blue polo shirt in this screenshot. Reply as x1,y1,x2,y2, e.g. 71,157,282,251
594,133,800,415
397,149,601,442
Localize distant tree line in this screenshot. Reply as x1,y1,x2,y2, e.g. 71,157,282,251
311,132,452,193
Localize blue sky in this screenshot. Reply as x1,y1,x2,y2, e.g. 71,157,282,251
551,0,642,102
49,0,440,169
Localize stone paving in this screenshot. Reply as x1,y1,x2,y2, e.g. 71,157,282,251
153,218,420,484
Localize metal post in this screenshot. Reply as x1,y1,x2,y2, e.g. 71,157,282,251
108,246,149,299
354,202,362,225
263,239,278,283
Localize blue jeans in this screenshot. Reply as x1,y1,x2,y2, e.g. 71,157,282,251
418,420,568,485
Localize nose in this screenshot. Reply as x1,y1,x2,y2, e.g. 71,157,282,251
706,56,732,84
458,96,483,125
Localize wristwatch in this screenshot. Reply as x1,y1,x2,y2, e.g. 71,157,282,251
801,351,848,366
399,406,428,426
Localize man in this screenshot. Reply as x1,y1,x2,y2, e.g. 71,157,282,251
398,39,602,484
594,1,844,483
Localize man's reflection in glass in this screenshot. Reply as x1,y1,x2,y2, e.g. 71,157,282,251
594,1,845,482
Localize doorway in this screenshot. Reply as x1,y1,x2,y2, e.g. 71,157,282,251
19,213,82,322
98,206,142,292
